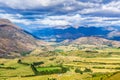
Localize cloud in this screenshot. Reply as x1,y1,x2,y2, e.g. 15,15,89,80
36,14,120,28
0,0,120,30
0,13,33,25
37,19,69,26
82,1,120,17
0,0,67,9
1,12,120,29
108,31,120,38
0,9,5,12
0,13,23,19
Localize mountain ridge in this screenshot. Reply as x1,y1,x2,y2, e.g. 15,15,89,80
72,37,120,47
29,26,119,42
0,19,40,57
0,19,120,57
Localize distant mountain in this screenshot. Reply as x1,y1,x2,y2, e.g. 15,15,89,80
0,19,43,57
30,27,117,42
0,19,119,57
71,37,120,47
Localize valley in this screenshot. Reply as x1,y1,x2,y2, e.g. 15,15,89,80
0,47,120,80
0,19,120,80
0,0,120,79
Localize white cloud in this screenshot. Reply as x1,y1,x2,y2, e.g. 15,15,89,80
0,0,120,29
0,0,66,9
1,12,120,29
27,14,120,28
0,0,101,10
101,1,120,13
0,13,32,25
108,31,120,38
34,14,83,28
37,19,70,26
0,13,23,19
104,1,120,9
77,1,120,17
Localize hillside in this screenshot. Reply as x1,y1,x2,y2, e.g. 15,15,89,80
0,19,40,57
106,72,120,80
61,37,120,48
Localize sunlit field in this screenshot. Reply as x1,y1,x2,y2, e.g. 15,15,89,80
0,48,120,80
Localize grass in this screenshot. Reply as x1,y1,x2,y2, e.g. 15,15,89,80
0,47,120,80
0,59,34,79
106,72,120,80
6,73,91,80
36,67,61,71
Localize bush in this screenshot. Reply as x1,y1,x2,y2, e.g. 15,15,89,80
21,51,31,56
61,66,69,73
85,50,98,53
33,61,44,66
93,66,105,69
30,64,38,75
49,57,56,61
83,68,92,72
0,63,4,65
48,78,57,80
17,59,22,63
75,68,83,74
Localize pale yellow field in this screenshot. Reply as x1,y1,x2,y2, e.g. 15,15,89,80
0,55,120,80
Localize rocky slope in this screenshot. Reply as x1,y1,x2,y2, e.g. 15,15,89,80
0,19,40,57
62,37,120,47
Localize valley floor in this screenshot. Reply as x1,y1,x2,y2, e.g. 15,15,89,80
0,55,120,80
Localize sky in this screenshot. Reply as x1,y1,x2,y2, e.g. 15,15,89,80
0,0,120,32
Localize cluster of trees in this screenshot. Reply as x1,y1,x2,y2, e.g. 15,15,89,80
17,59,29,65
85,50,98,53
91,72,115,80
75,68,83,74
75,67,92,74
30,62,69,75
31,64,38,75
48,78,57,80
17,59,68,75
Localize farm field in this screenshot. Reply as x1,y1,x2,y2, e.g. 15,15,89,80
0,53,120,80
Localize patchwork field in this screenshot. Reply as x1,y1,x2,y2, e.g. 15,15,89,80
0,51,120,80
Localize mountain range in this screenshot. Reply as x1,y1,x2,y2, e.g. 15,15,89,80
0,19,120,57
30,27,120,42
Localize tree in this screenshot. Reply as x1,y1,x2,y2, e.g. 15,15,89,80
30,64,38,75
75,68,83,74
17,59,22,63
84,68,92,72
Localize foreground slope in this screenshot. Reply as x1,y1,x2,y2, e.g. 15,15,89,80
0,19,39,57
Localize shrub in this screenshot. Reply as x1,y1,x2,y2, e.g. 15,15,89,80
93,66,105,69
30,64,38,75
21,51,31,56
75,68,83,74
61,66,69,73
33,61,44,66
17,59,22,63
83,68,92,72
49,57,56,61
48,78,57,80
